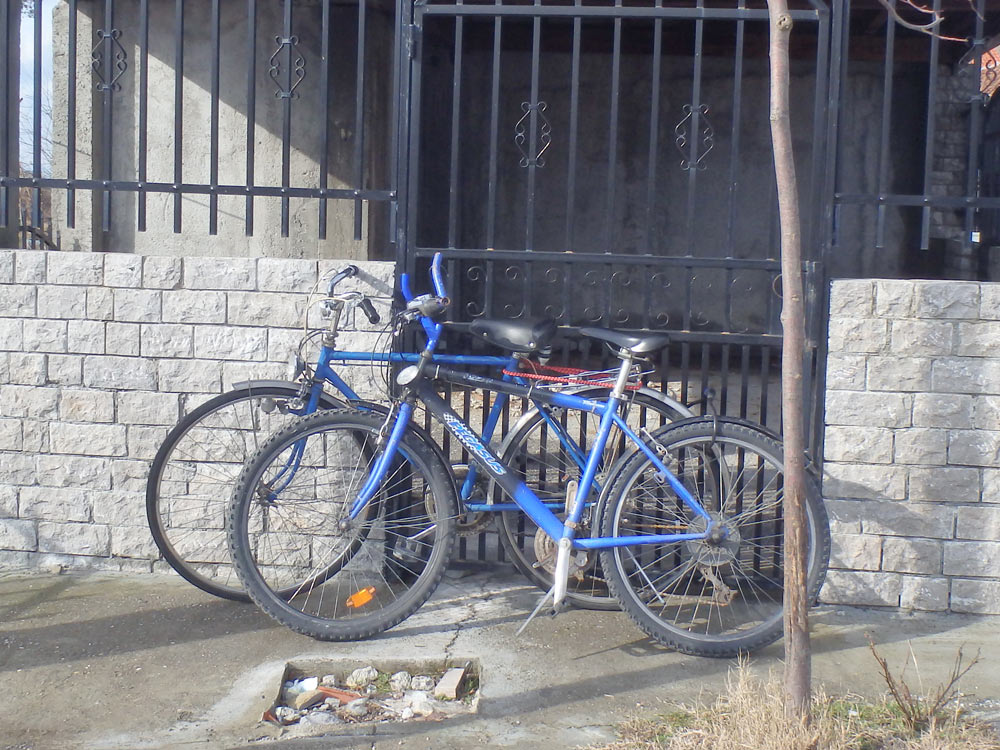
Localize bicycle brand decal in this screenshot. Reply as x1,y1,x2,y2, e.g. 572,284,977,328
442,413,507,476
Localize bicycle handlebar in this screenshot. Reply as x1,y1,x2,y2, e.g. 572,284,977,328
327,265,358,296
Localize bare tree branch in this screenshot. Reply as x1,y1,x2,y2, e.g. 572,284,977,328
873,0,976,42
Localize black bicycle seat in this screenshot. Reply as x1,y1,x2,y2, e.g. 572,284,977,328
469,317,557,353
578,327,671,355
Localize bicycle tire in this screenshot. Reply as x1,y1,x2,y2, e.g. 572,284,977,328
496,387,691,610
598,418,830,657
227,408,458,641
146,383,343,601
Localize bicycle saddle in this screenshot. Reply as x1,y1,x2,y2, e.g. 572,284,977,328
469,316,557,353
578,327,671,355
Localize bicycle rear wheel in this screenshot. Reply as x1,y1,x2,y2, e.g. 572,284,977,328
598,419,830,657
146,383,342,601
227,409,458,641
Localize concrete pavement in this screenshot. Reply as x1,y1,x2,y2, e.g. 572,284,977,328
2,568,999,750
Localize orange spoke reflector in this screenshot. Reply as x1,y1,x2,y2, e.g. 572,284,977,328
345,586,376,608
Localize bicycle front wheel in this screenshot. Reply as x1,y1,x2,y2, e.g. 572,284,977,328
146,383,342,601
598,419,830,657
227,409,458,641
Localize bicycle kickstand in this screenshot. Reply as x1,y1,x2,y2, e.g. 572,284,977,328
515,585,567,636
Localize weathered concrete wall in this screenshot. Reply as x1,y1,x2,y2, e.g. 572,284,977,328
822,278,1000,614
0,248,392,572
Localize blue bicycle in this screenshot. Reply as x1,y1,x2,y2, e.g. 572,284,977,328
226,255,830,657
147,265,691,605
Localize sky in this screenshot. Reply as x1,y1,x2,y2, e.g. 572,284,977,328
19,0,58,174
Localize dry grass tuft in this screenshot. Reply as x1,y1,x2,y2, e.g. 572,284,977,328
592,664,999,750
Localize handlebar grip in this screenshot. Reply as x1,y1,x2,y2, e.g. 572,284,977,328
327,265,359,296
359,297,380,325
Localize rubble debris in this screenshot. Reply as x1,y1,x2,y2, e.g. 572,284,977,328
433,666,467,700
345,666,378,689
389,671,411,692
410,675,434,691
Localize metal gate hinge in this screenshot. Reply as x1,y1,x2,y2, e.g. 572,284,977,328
406,25,421,60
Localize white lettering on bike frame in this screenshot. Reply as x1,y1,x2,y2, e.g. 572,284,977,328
442,412,507,476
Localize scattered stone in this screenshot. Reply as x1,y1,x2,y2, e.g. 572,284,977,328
346,666,378,689
343,698,370,718
291,690,327,710
407,690,435,717
299,712,341,726
433,667,466,700
410,675,434,691
320,674,338,687
274,706,303,724
389,671,411,692
400,707,414,720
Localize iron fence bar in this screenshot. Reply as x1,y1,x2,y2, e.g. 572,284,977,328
920,0,941,251
806,7,829,261
280,0,293,238
410,246,783,270
173,0,184,232
422,5,817,21
100,0,115,233
393,0,414,264
209,0,221,235
67,0,78,228
604,8,622,254
967,0,986,276
137,0,147,231
683,4,706,332
725,1,746,332
875,9,895,249
245,0,256,236
834,193,1000,209
319,0,331,240
388,0,400,249
759,343,771,430
644,4,662,255
353,0,367,241
486,8,501,248
524,11,541,251
720,343,730,418
826,0,848,249
405,4,426,272
32,0,43,229
0,0,9,229
563,5,581,250
447,11,463,248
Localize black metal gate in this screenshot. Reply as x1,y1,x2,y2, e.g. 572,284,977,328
397,0,833,448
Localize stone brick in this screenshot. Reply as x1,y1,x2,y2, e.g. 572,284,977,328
105,322,140,356
37,285,87,319
185,257,256,290
143,256,182,289
67,320,105,354
899,576,949,611
22,319,67,353
83,355,157,390
47,354,83,385
0,285,35,317
824,426,892,464
15,250,46,283
112,526,159,559
820,570,901,607
874,279,914,318
8,353,47,385
0,452,37,485
979,284,1000,320
110,460,152,493
859,500,956,539
912,393,973,428
912,281,979,319
116,391,178,425
193,326,268,361
829,533,881,571
87,287,114,320
0,385,58,419
943,540,1000,576
0,318,22,351
21,420,47,453
890,320,953,356
162,290,227,324
823,463,907,501
92,490,147,526
221,361,287,389
827,317,888,354
882,538,942,574
35,454,111,489
0,250,12,283
931,358,1000,395
0,485,17,517
828,279,874,317
0,519,37,552
0,352,7,383
956,506,1000,540
825,391,912,428
127,425,168,460
140,324,194,358
227,292,304,328
825,354,866,391
59,388,115,423
0,418,22,450
866,356,932,392
257,258,318,293
893,428,947,466
158,359,220,393
909,466,980,502
19,487,91,522
37,522,110,556
50,422,127,457
950,579,1000,614
955,321,1000,358
103,253,143,287
972,396,1000,431
114,289,161,323
46,252,103,285
948,430,1000,468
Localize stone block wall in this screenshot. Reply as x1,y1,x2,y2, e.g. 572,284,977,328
823,278,1000,614
0,249,392,572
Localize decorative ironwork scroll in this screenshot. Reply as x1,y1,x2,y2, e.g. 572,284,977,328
515,102,552,168
674,103,714,171
92,29,127,92
269,35,306,99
